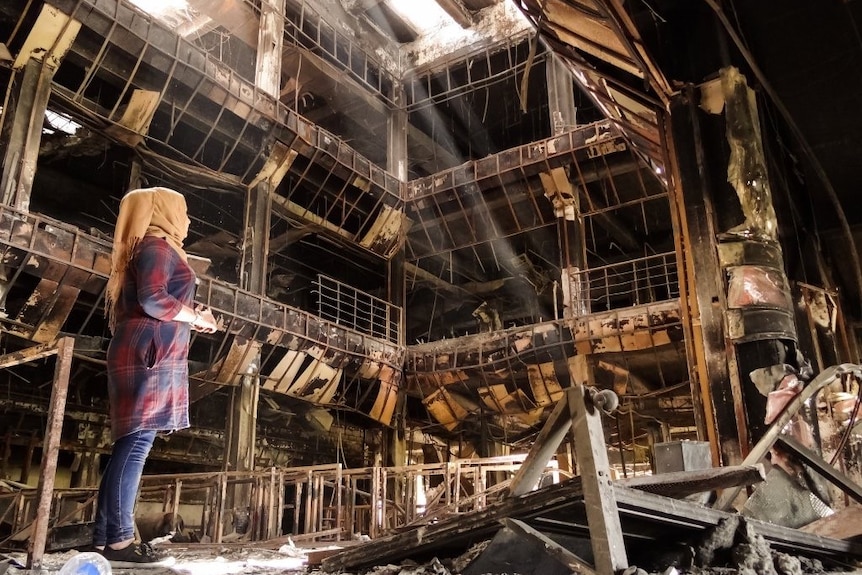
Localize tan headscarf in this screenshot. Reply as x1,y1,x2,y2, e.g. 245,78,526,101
105,187,190,333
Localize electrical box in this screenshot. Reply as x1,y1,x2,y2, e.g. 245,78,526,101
654,440,711,474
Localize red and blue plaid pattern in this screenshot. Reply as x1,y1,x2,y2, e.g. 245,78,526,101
106,236,196,441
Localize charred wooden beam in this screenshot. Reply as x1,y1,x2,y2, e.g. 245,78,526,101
26,336,73,569
0,341,58,369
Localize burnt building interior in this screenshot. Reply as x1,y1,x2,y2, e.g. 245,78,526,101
0,0,862,572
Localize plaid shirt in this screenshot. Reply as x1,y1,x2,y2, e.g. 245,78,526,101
106,236,196,441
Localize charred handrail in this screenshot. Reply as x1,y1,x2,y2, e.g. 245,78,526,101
407,122,626,201
575,251,678,312
134,456,547,543
713,363,862,511
313,274,401,344
407,301,682,372
0,203,404,370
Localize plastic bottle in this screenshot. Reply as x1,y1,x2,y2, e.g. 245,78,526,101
57,552,112,575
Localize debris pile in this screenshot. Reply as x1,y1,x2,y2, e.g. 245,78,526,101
695,516,829,575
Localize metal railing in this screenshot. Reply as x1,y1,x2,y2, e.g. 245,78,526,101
135,455,555,543
313,275,400,344
0,487,98,551
575,252,679,312
0,456,559,550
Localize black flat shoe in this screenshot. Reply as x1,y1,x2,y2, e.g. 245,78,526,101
101,542,168,568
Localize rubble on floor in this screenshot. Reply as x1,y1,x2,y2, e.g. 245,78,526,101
316,477,861,575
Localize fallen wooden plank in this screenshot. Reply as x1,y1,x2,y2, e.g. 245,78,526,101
618,464,766,499
798,505,862,540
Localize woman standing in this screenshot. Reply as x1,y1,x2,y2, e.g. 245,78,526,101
93,187,217,565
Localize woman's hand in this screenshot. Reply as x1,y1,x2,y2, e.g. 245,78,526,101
191,306,219,333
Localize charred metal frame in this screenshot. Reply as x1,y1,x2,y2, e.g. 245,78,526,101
513,0,670,165
0,0,716,480
0,204,404,423
407,301,686,436
405,121,667,284
283,0,399,106
405,29,544,112
0,455,550,550
44,0,403,260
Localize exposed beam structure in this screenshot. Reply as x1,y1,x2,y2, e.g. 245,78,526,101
280,44,464,175
407,123,630,201
0,205,404,425
282,0,399,105
43,0,404,264
405,30,541,112
405,123,664,272
514,0,670,166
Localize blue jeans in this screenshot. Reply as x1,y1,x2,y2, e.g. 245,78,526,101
92,430,156,546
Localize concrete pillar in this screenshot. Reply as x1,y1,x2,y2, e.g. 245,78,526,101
714,67,798,445
242,182,272,295
545,54,577,135
0,60,52,211
226,182,268,476
386,80,407,325
387,81,408,182
223,364,259,533
387,80,408,474
225,366,260,475
666,89,745,466
255,0,285,99
666,67,801,465
223,165,270,525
